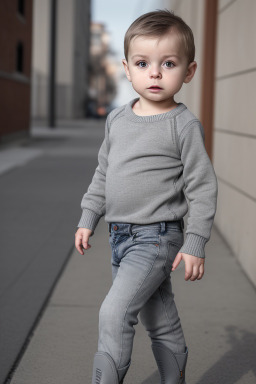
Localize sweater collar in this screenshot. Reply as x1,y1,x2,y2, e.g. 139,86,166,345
125,97,187,123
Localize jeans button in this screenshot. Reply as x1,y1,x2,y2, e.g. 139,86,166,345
113,225,118,231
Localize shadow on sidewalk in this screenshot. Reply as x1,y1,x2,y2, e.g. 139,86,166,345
196,325,256,384
142,325,256,383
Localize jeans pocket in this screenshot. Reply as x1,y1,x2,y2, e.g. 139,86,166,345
133,229,160,245
163,242,179,277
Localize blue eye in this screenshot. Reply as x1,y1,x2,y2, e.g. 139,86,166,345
137,61,147,68
164,61,175,68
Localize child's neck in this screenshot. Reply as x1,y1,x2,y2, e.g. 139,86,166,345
132,98,178,116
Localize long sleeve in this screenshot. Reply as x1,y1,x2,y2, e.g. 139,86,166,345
77,114,110,235
178,120,218,258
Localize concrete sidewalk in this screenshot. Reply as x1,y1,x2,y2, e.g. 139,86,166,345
9,218,256,383
0,118,108,384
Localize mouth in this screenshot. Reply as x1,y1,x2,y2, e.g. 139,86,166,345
148,86,162,89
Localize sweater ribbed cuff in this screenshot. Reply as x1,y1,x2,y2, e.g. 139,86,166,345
179,233,208,258
77,209,102,236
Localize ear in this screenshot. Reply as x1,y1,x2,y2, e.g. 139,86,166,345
183,61,197,84
122,59,132,82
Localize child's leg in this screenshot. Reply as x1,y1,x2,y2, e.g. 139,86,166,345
139,275,186,354
92,221,186,383
138,224,189,383
98,223,165,368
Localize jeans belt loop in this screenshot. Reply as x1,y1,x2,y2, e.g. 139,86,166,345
128,224,133,236
108,223,111,233
160,221,166,234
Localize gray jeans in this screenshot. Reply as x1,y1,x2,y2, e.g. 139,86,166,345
97,220,187,372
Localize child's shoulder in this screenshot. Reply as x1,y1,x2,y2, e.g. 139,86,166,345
176,103,205,139
177,103,201,127
106,102,127,125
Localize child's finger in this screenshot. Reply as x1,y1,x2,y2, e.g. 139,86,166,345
172,252,182,271
184,262,193,281
75,234,84,255
190,265,199,281
82,238,91,250
197,263,204,280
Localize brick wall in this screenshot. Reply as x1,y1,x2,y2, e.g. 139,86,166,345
0,0,33,141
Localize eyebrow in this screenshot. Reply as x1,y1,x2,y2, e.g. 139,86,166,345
131,54,181,60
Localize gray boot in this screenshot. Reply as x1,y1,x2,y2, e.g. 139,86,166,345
152,343,188,384
91,351,131,384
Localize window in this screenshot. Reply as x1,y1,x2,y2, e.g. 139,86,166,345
16,42,24,73
17,0,25,17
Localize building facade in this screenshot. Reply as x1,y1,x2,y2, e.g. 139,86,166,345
165,0,256,286
0,0,33,144
31,0,91,120
88,22,119,117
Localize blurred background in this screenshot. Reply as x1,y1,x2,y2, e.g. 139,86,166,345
1,1,256,383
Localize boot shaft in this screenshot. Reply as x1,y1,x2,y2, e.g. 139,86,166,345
91,351,130,384
152,343,188,384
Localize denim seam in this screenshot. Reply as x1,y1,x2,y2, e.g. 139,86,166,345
163,238,180,277
159,285,178,353
162,240,169,278
117,234,161,369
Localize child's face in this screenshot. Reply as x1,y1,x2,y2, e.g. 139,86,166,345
122,29,196,105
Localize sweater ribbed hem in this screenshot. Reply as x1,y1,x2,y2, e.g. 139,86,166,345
179,233,208,258
125,97,187,123
77,209,102,235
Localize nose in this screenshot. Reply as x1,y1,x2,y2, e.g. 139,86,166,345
149,65,162,79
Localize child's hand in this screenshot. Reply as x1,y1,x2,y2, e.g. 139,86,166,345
172,252,205,281
75,227,93,255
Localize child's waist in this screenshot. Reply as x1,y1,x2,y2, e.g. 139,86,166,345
108,219,184,235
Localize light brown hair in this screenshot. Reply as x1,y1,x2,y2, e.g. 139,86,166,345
124,9,195,64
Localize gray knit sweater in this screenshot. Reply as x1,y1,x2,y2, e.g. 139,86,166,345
78,97,218,258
